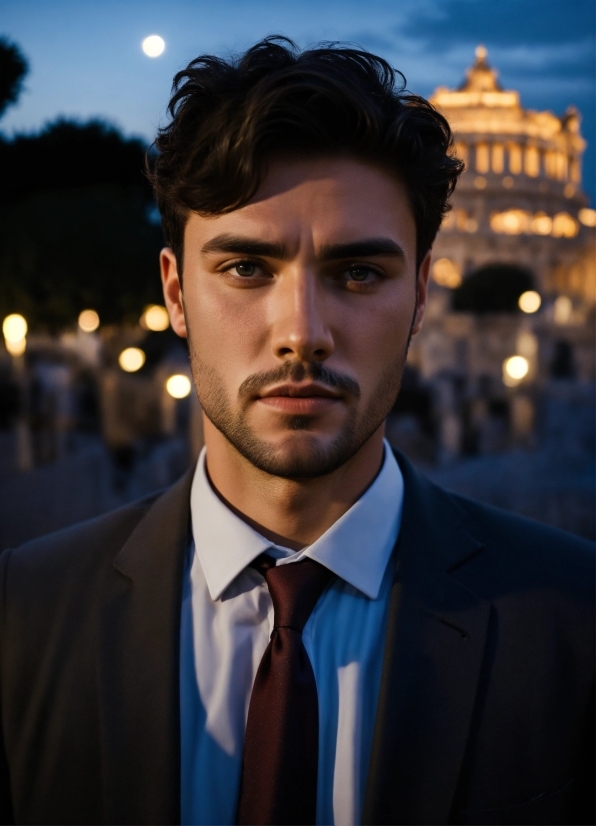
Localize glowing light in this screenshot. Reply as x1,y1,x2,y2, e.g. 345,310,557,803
502,212,524,233
166,374,192,399
554,296,573,325
490,209,529,235
476,144,490,174
503,356,529,385
530,212,552,235
118,347,146,372
552,212,579,238
5,337,26,356
502,176,514,189
579,208,596,227
78,309,100,332
141,304,170,332
518,291,541,314
431,258,462,289
491,144,504,174
3,313,27,343
524,146,540,178
474,176,487,190
516,331,538,357
142,35,165,57
563,183,576,198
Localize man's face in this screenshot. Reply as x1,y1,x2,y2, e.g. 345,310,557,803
162,157,430,479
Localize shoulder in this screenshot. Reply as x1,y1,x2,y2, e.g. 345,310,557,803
0,491,161,598
394,448,594,602
438,491,595,638
450,485,594,552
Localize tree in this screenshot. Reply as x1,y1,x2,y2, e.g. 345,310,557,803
0,118,154,205
0,120,164,330
0,37,28,119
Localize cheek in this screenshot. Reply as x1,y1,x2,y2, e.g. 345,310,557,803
338,289,414,385
184,278,268,371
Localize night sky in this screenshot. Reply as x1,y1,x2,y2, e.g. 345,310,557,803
2,0,594,202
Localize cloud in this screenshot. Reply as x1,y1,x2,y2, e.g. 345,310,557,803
400,0,595,50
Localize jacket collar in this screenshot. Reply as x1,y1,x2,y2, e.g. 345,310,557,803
99,469,193,825
98,449,490,825
362,449,491,825
191,441,404,601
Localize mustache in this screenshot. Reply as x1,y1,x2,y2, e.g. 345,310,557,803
238,361,361,399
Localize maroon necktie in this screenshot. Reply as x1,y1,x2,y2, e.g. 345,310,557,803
236,554,333,826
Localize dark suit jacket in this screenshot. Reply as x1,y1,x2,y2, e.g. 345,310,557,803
0,450,594,825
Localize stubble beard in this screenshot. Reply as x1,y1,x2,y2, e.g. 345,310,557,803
186,335,410,481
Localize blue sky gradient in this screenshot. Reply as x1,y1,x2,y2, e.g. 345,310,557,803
2,0,594,201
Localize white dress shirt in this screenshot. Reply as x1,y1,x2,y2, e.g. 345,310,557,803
180,441,404,826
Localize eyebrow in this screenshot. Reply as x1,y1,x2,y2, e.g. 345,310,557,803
318,238,406,262
201,234,406,262
201,234,288,259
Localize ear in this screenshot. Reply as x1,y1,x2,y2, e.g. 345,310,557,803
160,247,187,338
411,250,432,336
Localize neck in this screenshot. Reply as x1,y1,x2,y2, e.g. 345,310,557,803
202,416,386,550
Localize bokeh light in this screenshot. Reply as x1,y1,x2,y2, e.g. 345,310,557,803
530,212,552,235
141,304,170,332
142,35,165,57
554,295,573,325
503,355,529,384
166,374,192,399
578,208,596,227
518,291,541,313
516,331,538,358
3,313,28,343
431,257,462,288
118,347,146,372
78,309,100,332
5,337,26,357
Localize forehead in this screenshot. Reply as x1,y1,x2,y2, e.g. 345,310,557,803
186,157,416,262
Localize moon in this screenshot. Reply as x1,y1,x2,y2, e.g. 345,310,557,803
142,35,165,58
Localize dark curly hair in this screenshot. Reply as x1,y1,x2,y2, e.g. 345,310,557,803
148,36,463,271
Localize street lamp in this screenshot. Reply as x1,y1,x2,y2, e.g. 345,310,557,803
118,347,146,372
141,305,170,332
2,313,32,470
78,309,100,332
518,291,541,314
166,374,192,399
503,355,529,387
2,313,27,355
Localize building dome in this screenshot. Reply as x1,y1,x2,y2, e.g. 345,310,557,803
429,47,594,305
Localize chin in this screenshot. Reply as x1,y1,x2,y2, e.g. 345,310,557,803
229,428,365,480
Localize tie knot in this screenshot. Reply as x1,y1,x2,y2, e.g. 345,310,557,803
251,555,333,633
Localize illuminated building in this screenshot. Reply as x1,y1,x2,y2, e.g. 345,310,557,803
428,46,594,304
399,47,595,461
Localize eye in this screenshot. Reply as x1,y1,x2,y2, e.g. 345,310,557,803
348,266,371,281
232,260,259,277
342,265,381,285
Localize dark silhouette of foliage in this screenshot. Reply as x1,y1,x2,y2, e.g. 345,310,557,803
0,36,28,118
0,186,163,331
0,119,164,330
0,119,153,206
452,263,535,313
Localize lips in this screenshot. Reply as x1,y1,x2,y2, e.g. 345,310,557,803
256,383,343,414
258,383,342,400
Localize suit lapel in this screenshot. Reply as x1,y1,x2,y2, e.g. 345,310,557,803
362,452,492,826
99,470,193,825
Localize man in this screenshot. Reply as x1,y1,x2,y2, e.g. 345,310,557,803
0,37,593,826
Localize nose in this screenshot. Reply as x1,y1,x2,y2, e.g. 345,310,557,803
269,268,334,363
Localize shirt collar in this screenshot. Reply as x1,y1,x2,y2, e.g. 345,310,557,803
190,440,404,601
